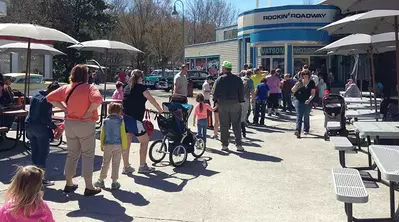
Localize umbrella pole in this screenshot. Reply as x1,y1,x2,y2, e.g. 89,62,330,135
104,50,108,100
370,51,378,119
395,16,399,102
22,40,31,108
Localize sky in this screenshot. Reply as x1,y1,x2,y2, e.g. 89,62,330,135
230,0,317,13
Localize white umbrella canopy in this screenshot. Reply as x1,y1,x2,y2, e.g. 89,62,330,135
319,10,399,35
318,33,397,52
327,46,396,55
68,40,143,54
0,23,78,44
320,0,399,13
0,42,66,56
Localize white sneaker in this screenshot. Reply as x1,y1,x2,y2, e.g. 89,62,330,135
236,145,245,152
122,166,135,175
221,146,229,151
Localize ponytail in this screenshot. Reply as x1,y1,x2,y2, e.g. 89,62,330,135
129,69,144,88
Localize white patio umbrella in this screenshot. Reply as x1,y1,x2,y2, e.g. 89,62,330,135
0,23,78,105
319,10,399,100
318,33,397,115
0,42,66,56
327,46,396,56
320,0,399,13
68,40,143,99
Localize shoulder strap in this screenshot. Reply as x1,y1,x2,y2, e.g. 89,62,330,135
66,83,84,105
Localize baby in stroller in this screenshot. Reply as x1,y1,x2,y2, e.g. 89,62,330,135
149,102,206,167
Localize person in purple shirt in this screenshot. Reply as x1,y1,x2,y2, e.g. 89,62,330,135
266,69,281,116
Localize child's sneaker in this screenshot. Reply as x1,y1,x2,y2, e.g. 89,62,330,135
122,166,135,175
211,134,218,139
111,182,121,190
138,164,155,174
94,180,105,188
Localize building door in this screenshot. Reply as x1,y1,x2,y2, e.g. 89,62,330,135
272,57,285,73
261,58,271,71
310,56,327,72
294,57,310,74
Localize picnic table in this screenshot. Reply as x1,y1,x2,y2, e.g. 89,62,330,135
96,99,122,129
346,104,380,110
353,121,399,167
340,91,375,97
0,109,29,151
369,145,399,219
346,109,380,120
344,97,381,104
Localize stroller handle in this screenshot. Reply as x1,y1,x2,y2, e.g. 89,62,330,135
146,109,171,115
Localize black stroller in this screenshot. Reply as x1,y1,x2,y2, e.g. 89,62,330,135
323,94,347,140
149,102,206,167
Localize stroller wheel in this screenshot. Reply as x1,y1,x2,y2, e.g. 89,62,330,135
192,138,206,158
149,140,167,163
169,145,187,167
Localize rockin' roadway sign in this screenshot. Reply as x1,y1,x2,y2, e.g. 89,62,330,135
238,7,338,35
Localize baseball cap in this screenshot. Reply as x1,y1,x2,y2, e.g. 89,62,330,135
223,61,232,69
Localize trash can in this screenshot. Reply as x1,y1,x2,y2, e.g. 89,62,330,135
187,79,194,97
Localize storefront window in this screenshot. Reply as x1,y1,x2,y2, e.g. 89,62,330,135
206,57,219,75
272,58,284,73
19,54,44,75
0,53,10,73
195,58,206,71
294,58,309,74
310,56,327,72
261,58,270,71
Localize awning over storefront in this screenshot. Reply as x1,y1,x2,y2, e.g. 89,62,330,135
0,1,6,17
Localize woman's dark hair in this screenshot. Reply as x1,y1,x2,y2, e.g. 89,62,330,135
70,65,89,83
129,69,144,88
270,69,276,75
196,93,205,112
301,69,311,77
116,81,123,89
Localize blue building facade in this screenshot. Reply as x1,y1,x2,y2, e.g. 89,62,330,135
237,5,339,75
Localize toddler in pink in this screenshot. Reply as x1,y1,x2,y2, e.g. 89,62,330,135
193,93,215,146
112,81,124,100
0,165,54,222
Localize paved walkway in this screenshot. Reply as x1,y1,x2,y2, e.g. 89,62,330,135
0,91,398,221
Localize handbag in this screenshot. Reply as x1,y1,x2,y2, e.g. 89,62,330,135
143,110,155,137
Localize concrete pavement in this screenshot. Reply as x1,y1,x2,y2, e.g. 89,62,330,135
0,90,398,221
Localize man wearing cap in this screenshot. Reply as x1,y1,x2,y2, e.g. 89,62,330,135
212,61,245,152
171,64,188,104
26,82,63,186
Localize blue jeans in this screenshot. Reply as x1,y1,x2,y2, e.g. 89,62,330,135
26,124,51,169
197,119,208,145
296,101,311,133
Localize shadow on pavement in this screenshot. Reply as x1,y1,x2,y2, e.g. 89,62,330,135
230,150,283,162
206,147,229,156
301,133,325,140
129,160,219,193
248,126,284,134
0,147,103,185
96,129,165,143
105,189,150,206
44,189,134,221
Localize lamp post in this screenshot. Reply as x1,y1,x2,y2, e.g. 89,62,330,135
172,0,185,64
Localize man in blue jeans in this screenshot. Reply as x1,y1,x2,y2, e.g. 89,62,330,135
26,82,62,186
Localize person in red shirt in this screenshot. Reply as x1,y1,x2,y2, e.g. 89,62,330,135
118,71,127,83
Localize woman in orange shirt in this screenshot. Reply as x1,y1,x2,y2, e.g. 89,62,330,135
47,65,103,196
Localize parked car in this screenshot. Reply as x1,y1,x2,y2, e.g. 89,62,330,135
3,73,54,96
157,70,179,92
187,70,214,89
144,69,178,89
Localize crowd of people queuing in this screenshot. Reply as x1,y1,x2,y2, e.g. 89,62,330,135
0,61,328,221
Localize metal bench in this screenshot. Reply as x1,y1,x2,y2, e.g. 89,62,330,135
330,137,355,167
332,168,369,222
325,121,342,140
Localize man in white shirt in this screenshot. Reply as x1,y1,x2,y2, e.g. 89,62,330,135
171,64,188,104
202,75,214,128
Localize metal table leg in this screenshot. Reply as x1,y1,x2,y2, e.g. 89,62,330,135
390,181,395,219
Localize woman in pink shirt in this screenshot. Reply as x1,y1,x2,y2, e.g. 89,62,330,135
47,64,102,196
112,81,124,100
266,69,282,116
0,165,54,222
193,93,215,146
